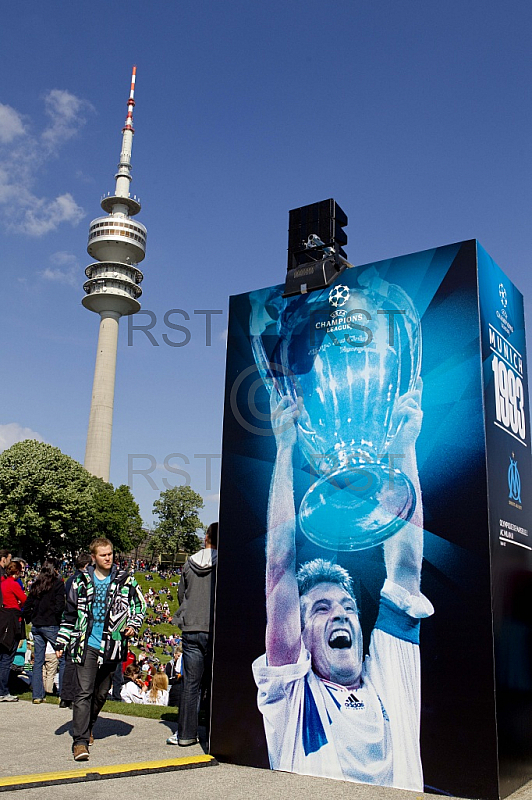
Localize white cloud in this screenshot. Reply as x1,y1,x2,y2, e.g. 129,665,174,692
0,103,26,143
42,90,85,151
16,193,85,237
206,492,220,503
40,250,80,287
0,423,45,453
0,90,90,236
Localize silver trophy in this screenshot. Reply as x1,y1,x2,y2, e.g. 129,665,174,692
250,265,422,551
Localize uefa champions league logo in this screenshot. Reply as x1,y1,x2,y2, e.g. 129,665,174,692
329,284,350,308
499,283,508,308
508,454,521,504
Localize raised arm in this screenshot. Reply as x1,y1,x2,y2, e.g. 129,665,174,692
265,395,303,666
383,379,424,596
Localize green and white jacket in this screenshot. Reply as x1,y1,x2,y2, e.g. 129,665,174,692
56,564,146,664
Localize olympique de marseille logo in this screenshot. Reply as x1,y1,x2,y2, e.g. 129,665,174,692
508,455,521,504
499,283,508,308
329,284,350,308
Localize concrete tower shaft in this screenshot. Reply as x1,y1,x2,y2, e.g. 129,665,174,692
84,66,147,482
85,311,120,481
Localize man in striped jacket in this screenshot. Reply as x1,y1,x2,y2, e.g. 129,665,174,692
56,537,146,761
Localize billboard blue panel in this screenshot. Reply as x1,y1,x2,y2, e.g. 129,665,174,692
478,244,532,797
211,240,531,799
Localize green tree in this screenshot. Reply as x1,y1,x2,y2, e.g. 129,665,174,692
149,485,204,558
115,484,145,551
0,440,147,560
90,480,144,554
0,440,95,559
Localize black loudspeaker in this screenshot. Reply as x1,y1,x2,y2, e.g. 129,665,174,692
287,198,348,271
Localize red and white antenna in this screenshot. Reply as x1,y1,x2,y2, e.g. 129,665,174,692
123,65,136,133
109,65,139,205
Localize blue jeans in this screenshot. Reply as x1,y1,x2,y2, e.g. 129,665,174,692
0,640,18,697
111,662,124,701
178,631,212,741
32,625,62,700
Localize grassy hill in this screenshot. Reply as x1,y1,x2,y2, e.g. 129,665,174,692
132,570,181,664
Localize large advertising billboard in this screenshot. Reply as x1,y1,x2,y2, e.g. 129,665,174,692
211,240,532,799
478,245,532,797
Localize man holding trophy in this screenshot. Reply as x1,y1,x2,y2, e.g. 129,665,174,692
252,378,433,791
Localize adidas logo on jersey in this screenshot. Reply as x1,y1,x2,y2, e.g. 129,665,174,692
345,692,364,709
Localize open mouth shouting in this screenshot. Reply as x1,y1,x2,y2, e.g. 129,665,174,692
328,628,352,649
300,583,363,685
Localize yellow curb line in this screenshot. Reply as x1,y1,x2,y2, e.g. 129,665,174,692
0,754,216,791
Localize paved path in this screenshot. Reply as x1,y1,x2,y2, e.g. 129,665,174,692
1,700,531,799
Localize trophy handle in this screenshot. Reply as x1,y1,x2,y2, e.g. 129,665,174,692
357,267,422,446
249,289,303,414
386,283,422,390
249,288,284,399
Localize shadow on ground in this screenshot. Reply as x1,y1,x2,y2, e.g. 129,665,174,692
55,717,134,739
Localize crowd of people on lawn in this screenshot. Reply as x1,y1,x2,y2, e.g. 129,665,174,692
0,528,217,761
0,551,184,707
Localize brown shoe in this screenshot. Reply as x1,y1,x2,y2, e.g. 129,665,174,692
89,732,94,746
73,744,89,761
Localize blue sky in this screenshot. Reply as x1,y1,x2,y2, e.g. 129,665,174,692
1,1,531,527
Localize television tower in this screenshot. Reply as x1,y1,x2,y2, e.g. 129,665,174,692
82,66,146,482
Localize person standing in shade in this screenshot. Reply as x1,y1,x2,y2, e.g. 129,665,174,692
167,523,218,747
24,558,66,704
55,538,146,761
0,561,26,702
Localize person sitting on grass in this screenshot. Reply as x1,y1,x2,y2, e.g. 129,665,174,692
144,671,169,706
120,664,146,704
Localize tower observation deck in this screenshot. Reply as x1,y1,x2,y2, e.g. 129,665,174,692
83,66,146,482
